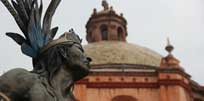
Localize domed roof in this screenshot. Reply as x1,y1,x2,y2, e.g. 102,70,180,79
83,41,162,67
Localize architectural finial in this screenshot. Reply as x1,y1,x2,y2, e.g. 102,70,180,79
165,37,174,54
93,8,97,14
167,37,170,46
120,13,124,17
102,0,109,10
160,38,181,68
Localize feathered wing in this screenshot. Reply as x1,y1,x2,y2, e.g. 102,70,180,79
49,27,59,40
1,0,61,57
1,0,26,34
42,0,61,40
6,32,26,45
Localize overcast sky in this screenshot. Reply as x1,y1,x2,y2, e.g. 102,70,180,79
0,0,204,84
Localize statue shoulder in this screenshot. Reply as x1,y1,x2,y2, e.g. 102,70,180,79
0,68,40,99
0,68,38,84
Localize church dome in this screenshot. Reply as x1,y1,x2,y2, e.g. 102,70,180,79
84,0,162,68
83,41,162,67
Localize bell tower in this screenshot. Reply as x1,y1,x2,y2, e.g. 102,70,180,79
86,0,128,43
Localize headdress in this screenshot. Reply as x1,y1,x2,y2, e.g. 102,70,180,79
1,0,80,58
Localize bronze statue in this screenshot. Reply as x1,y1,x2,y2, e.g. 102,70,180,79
0,0,91,101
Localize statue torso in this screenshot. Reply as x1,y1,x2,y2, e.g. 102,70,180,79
0,68,74,101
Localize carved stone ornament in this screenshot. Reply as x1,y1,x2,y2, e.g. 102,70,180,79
0,0,91,101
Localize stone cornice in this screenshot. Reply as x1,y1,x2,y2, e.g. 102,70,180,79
158,68,191,78
89,72,157,77
91,64,159,69
86,82,158,88
76,79,190,91
89,64,191,79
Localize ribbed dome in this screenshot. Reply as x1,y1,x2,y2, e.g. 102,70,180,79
83,41,162,67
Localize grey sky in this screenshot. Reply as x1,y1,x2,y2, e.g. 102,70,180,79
0,0,204,84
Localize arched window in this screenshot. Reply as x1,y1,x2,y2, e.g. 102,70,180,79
117,27,123,41
112,95,137,101
100,24,108,40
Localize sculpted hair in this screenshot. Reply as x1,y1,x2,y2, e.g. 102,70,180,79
32,43,74,81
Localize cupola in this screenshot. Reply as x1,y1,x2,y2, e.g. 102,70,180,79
86,0,127,43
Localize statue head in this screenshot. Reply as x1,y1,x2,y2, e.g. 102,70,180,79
33,31,92,81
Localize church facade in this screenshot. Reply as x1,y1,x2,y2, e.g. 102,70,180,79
74,1,204,101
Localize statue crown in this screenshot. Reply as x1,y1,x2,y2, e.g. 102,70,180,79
41,29,82,53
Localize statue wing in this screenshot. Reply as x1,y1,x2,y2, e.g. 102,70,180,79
1,0,61,58
1,0,26,34
42,0,61,40
6,32,26,45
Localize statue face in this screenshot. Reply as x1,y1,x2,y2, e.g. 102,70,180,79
32,42,91,81
65,43,92,81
